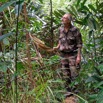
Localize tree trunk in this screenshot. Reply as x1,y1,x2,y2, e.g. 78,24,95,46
50,0,54,48
23,3,35,88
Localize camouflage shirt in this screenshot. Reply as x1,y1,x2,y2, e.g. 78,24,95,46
59,25,82,52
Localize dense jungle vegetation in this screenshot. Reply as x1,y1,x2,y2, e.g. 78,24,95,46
0,0,103,103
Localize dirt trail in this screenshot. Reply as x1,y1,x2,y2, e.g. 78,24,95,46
63,96,78,103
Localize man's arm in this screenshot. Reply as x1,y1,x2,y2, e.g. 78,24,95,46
75,29,82,65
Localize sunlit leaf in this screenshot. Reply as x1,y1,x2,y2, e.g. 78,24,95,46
0,0,8,2
81,0,87,7
76,0,81,7
88,4,96,13
38,0,43,3
70,6,78,17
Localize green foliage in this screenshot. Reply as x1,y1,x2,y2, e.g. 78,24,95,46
0,0,103,102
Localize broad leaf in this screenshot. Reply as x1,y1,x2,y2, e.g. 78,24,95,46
95,81,103,89
3,38,10,46
85,76,96,83
0,0,17,13
0,61,11,72
0,32,14,41
97,90,103,103
98,64,103,72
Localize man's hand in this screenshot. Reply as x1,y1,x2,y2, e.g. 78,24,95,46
76,48,81,65
53,47,58,51
53,43,60,51
76,55,81,66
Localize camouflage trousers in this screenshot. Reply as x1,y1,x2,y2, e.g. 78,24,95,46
60,51,80,92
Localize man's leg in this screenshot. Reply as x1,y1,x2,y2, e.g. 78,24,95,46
68,54,79,80
63,54,80,103
68,53,81,95
61,57,72,96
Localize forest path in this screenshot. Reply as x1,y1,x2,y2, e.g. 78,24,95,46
63,96,78,103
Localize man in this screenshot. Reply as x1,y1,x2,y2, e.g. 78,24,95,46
53,13,82,98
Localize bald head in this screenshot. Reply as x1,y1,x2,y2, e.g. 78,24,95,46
64,14,72,21
62,13,72,25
